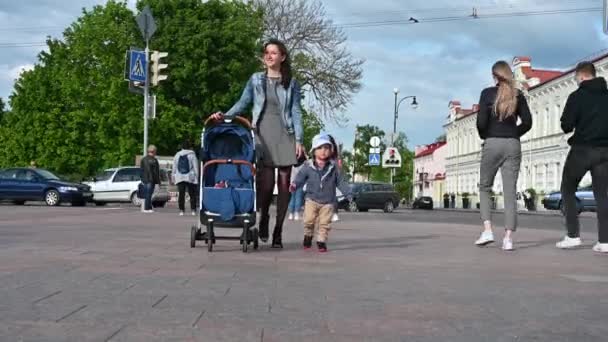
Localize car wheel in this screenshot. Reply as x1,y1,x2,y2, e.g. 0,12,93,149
383,201,394,213
348,200,359,212
12,200,25,205
153,201,166,208
45,190,60,206
131,192,141,206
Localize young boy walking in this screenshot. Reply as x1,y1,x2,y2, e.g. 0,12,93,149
291,134,351,252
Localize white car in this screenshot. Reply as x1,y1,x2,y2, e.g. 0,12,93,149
84,166,170,207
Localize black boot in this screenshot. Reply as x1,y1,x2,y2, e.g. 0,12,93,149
271,227,283,249
303,236,313,249
259,214,269,242
317,241,327,253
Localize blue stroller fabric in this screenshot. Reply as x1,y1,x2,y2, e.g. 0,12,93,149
200,123,255,221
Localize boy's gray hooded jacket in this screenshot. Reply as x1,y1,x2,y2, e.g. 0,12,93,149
293,159,351,205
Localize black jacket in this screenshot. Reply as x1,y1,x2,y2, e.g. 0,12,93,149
140,156,161,185
561,77,608,147
476,87,533,140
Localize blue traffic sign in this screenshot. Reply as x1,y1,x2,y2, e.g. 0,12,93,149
129,50,147,83
369,153,380,166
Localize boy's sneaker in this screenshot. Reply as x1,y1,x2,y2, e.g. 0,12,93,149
592,242,608,253
502,237,514,251
303,236,313,249
288,213,294,221
179,211,185,216
475,231,494,246
331,213,339,222
294,212,301,221
556,236,582,249
192,211,197,216
317,241,328,253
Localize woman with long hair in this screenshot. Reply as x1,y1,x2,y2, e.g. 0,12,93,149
474,61,532,251
211,39,305,248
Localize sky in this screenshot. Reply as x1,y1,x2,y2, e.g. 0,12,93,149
1,0,607,152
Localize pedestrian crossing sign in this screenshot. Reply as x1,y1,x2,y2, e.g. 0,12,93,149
129,50,147,83
369,153,381,166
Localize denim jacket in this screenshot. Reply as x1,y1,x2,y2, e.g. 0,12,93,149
225,72,304,144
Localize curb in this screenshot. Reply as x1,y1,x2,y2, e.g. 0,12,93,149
430,208,562,217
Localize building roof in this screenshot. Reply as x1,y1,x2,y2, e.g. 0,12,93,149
415,142,446,158
528,51,608,91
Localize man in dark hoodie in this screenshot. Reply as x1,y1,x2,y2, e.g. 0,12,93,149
556,62,608,253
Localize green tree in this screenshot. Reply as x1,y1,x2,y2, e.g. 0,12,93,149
0,0,262,177
353,125,387,180
301,109,325,151
391,132,414,201
0,97,5,123
435,134,446,143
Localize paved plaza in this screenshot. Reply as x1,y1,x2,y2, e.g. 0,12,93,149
0,204,607,341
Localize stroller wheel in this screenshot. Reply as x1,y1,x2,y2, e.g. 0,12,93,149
242,223,249,253
190,226,197,248
252,228,259,250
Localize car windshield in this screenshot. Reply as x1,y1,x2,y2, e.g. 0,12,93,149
95,170,115,182
36,170,60,180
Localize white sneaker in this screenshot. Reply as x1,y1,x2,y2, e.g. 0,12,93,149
144,210,154,213
179,211,185,216
294,212,300,221
502,237,514,251
331,213,339,222
475,231,494,246
192,211,197,216
556,236,582,249
592,242,608,253
288,213,294,221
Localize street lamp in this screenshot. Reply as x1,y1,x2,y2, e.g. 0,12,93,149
391,88,418,184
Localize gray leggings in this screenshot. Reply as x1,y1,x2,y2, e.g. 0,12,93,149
479,138,522,231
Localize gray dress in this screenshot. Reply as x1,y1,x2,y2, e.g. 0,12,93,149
256,77,297,168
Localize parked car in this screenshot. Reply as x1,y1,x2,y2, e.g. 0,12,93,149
412,196,434,210
84,166,170,207
542,185,594,214
0,168,92,206
346,182,400,213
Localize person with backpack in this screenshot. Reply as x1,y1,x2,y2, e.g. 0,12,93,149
173,139,199,216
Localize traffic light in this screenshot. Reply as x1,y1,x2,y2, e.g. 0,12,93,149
150,51,168,86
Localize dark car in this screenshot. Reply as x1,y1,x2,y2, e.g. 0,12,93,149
542,185,594,214
346,182,400,213
412,196,434,210
0,168,92,206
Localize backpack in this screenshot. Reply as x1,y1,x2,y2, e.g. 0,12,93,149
177,154,191,174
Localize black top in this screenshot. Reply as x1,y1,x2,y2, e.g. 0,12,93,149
140,156,161,185
561,77,608,147
476,87,533,140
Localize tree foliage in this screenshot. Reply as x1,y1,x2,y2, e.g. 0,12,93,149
301,109,325,151
255,0,363,121
0,0,262,178
0,97,5,123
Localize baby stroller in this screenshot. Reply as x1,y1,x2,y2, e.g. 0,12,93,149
190,116,258,252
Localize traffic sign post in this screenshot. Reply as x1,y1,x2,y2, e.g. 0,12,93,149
382,147,402,184
128,50,147,83
369,136,381,148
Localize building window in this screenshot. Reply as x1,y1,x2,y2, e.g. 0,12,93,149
545,107,550,136
424,182,430,189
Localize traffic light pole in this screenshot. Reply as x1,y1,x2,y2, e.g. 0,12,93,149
141,40,149,212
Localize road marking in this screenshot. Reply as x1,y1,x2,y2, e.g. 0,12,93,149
560,274,608,283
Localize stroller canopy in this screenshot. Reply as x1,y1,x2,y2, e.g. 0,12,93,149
201,123,254,163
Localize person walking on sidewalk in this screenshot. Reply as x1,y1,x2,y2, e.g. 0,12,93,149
140,145,161,213
327,134,341,222
288,155,307,221
555,62,608,253
475,61,532,251
173,139,199,217
291,134,351,253
210,39,305,249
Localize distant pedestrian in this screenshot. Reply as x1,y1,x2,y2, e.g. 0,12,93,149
173,139,199,217
140,145,161,213
288,154,307,221
327,134,341,222
475,61,532,251
292,134,351,253
555,62,608,253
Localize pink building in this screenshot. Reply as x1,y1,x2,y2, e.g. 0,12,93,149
413,142,447,207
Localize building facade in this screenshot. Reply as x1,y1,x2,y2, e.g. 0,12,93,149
413,142,447,207
444,54,608,209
